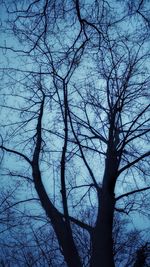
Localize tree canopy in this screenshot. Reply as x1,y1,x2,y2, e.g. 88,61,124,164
0,1,150,266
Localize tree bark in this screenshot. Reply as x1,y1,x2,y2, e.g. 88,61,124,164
90,190,115,267
32,166,82,267
90,143,118,267
32,95,82,267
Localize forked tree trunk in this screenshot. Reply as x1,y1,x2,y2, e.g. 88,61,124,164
32,167,82,267
32,97,82,267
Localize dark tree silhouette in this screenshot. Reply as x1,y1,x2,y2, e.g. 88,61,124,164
133,243,150,267
0,0,150,266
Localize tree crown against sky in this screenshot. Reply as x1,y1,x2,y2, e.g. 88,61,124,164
0,0,150,267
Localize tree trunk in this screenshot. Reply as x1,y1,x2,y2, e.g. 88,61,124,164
32,166,82,267
90,190,115,267
90,144,118,267
31,96,82,267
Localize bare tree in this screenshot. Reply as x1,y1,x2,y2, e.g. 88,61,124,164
0,0,150,266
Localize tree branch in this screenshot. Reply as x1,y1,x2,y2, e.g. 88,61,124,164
0,145,32,165
118,151,150,175
115,186,150,202
1,198,40,214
